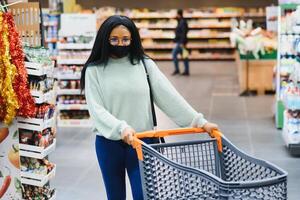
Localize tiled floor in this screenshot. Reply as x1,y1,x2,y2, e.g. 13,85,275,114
52,61,300,200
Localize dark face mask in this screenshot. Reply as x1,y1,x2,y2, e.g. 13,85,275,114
109,45,130,58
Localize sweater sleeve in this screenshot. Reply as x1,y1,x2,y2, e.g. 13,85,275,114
85,66,130,140
146,59,208,128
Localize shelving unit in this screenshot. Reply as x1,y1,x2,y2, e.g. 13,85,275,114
277,3,300,155
18,47,57,199
19,140,57,159
56,14,96,127
20,164,56,187
42,11,60,57
114,8,266,60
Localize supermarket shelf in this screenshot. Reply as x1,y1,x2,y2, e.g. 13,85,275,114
281,32,300,35
280,54,298,57
149,54,235,60
187,44,233,49
184,13,241,18
140,34,230,39
25,62,55,77
189,24,231,29
17,116,55,132
136,24,231,29
57,119,92,127
45,39,58,43
190,34,230,39
58,104,88,110
56,74,81,80
143,44,233,49
280,3,298,10
21,164,56,187
57,89,82,95
130,13,264,19
282,111,300,146
20,139,56,159
57,43,93,50
137,24,176,29
283,95,300,110
130,14,176,19
57,59,87,65
43,22,58,26
130,13,238,19
243,13,266,18
31,90,56,104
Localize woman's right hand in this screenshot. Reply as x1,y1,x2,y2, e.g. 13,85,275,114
121,127,136,145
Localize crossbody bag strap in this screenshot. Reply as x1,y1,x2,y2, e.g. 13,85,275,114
142,58,157,129
142,58,165,143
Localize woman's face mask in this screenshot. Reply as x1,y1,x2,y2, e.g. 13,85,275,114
109,45,130,58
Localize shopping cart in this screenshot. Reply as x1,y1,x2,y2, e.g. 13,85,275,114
132,128,288,200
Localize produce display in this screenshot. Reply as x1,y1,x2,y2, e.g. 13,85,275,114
19,128,55,148
230,24,277,59
29,77,55,93
32,104,55,120
20,157,55,176
22,183,55,200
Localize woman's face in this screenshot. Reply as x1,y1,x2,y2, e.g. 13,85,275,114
109,25,131,47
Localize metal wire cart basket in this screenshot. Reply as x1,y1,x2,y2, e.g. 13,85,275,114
132,128,288,200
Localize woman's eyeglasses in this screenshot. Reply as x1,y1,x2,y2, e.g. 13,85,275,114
109,37,131,46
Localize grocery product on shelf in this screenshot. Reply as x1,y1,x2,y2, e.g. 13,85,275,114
56,14,96,127
17,46,57,197
19,128,55,148
94,7,266,60
277,3,300,154
230,26,277,59
42,11,60,57
20,157,55,176
58,95,86,105
22,183,56,200
59,110,89,120
1,8,57,199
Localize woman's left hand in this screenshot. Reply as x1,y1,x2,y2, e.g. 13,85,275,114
203,122,219,134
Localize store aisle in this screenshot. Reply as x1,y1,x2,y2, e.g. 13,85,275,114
52,61,300,200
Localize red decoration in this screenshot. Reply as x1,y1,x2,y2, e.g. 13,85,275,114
5,12,36,118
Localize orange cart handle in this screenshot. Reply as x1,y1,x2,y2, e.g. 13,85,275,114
132,128,223,161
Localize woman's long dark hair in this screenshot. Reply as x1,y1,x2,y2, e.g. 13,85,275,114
80,15,146,90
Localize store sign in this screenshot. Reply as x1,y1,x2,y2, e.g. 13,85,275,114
60,14,97,36
0,122,22,200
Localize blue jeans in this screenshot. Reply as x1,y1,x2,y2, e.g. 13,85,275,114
95,135,157,200
172,43,189,73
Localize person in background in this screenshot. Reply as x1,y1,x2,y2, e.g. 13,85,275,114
80,15,218,200
172,9,190,76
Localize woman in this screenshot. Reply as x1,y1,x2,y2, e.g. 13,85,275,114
80,15,218,200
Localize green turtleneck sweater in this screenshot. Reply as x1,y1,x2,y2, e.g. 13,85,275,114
84,57,207,140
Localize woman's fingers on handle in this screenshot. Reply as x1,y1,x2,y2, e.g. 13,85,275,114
121,127,136,145
203,122,219,134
